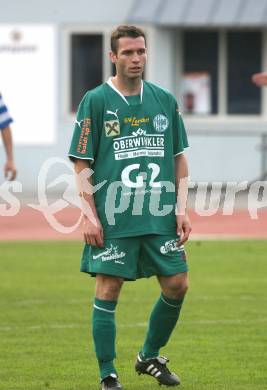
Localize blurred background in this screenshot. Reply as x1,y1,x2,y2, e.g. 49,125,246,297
1,0,267,192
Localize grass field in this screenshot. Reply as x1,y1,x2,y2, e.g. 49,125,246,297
0,240,267,390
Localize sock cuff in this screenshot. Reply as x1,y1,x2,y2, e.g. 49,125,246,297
160,293,184,308
94,297,117,313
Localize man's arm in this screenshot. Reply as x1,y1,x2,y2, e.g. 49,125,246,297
74,159,104,248
175,153,192,246
1,125,17,180
251,72,267,87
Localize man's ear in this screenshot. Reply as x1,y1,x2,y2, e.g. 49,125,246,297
109,50,117,64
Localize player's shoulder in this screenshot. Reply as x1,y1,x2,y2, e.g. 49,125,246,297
82,83,106,102
144,81,177,104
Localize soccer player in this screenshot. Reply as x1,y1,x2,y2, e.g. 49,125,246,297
0,93,17,180
69,25,191,390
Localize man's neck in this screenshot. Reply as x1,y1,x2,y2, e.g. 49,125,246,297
111,75,142,96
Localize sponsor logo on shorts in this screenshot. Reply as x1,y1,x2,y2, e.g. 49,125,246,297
160,239,184,255
105,120,120,137
93,244,125,263
153,114,169,132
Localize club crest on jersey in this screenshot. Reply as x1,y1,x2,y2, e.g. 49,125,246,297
153,114,169,133
105,120,120,137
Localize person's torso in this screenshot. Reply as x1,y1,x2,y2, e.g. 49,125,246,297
91,81,178,238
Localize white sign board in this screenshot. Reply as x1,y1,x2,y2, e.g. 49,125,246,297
0,25,56,144
181,72,211,115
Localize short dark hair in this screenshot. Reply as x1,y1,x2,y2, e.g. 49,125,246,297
110,25,146,54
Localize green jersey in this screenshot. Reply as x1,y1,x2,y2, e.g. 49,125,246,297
68,78,189,239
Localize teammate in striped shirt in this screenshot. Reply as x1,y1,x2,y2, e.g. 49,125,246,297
0,93,17,180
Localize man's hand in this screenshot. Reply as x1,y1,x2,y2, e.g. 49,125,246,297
4,160,17,181
251,72,267,87
176,214,192,246
83,215,104,248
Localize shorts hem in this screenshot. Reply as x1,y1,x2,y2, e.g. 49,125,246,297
81,269,136,281
157,268,188,276
137,267,188,279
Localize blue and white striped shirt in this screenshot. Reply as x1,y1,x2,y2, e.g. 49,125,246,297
0,93,13,130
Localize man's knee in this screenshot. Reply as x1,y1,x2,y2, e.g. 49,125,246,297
95,274,124,300
168,281,188,299
159,273,189,300
178,278,189,297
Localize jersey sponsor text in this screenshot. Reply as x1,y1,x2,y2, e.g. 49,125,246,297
113,129,165,160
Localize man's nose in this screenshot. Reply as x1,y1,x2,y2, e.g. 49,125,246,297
132,53,140,62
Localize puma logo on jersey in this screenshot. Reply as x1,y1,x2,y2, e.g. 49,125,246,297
106,109,119,120
75,119,84,128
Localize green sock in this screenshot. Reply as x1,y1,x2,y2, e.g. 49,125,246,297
92,297,117,380
141,293,184,359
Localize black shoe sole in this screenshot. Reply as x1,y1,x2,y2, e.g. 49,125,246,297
136,371,180,387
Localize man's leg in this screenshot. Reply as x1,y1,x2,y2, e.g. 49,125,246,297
93,274,124,381
135,273,188,386
141,272,188,359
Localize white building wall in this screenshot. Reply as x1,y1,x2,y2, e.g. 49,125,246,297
0,0,135,192
145,27,177,93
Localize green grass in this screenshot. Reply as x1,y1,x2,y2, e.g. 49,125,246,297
0,240,267,390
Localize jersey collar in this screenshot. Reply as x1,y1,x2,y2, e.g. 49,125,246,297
106,77,143,105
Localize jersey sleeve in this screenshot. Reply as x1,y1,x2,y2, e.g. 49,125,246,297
0,94,13,130
68,92,100,162
172,100,189,156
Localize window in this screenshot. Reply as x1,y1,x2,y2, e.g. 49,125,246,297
227,31,261,114
71,34,103,113
183,31,218,115
182,30,263,116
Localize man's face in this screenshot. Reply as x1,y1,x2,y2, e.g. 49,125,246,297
110,36,147,79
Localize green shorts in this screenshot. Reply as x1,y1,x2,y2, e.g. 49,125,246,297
80,234,188,281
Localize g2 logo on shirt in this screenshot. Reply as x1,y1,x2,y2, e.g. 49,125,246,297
153,114,169,133
121,163,161,188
